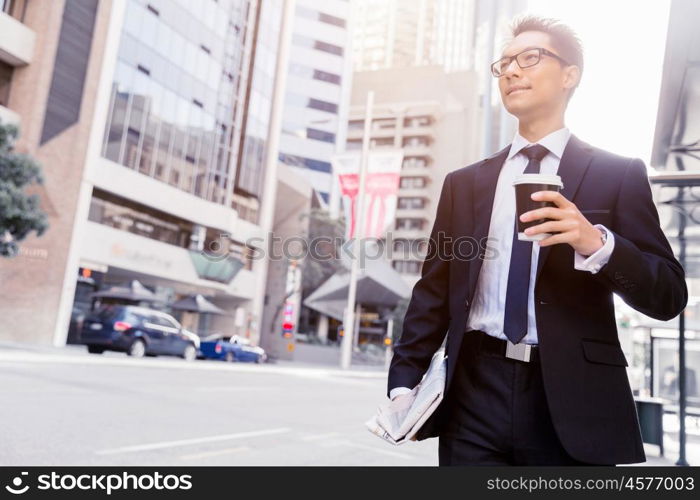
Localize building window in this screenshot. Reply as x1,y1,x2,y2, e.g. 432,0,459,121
146,3,160,16
395,218,425,230
289,64,341,86
404,115,432,127
307,127,336,143
397,197,426,209
102,0,246,206
403,156,428,168
312,69,341,85
393,260,422,274
314,40,343,56
318,12,346,28
402,136,431,148
370,137,394,148
308,97,338,114
372,118,396,130
0,0,17,16
305,158,331,173
0,61,12,107
88,188,191,247
296,5,347,29
292,34,344,57
279,152,331,173
399,176,427,188
348,120,364,130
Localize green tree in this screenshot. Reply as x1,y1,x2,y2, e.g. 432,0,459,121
390,296,410,342
299,206,346,295
0,122,49,257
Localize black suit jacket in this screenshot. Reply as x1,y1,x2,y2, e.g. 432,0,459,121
387,134,688,464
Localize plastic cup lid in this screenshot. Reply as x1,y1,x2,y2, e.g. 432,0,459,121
513,173,563,188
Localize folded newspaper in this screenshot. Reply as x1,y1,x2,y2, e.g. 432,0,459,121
365,349,447,445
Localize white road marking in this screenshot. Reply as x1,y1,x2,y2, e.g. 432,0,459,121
95,427,291,455
194,387,276,393
179,446,251,460
319,439,414,459
299,432,340,441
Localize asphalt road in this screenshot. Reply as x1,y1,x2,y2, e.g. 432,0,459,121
0,345,694,466
0,347,437,466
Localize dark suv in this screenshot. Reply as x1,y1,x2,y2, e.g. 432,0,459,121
80,305,199,361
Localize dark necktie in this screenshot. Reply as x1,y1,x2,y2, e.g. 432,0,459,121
503,144,550,344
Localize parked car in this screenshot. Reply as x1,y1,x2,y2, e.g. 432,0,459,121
80,305,199,361
199,333,267,363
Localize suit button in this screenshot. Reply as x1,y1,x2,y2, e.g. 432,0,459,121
538,300,548,305
464,298,470,309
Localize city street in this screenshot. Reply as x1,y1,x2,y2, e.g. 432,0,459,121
0,343,698,467
0,344,437,466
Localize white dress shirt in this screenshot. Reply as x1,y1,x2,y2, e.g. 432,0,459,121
389,127,615,400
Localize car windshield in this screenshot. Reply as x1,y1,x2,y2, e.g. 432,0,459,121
94,305,122,321
202,334,226,342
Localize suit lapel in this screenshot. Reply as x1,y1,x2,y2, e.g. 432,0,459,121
465,144,510,301
533,133,595,284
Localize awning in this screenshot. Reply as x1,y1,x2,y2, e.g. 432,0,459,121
303,256,410,321
171,294,227,315
90,279,157,301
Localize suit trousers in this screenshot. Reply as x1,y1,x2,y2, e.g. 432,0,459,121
438,329,605,466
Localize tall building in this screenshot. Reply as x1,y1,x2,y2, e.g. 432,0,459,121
0,0,33,125
351,0,475,73
0,0,287,346
277,0,353,205
347,65,480,287
470,0,527,154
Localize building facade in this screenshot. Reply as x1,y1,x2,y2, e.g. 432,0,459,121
351,0,475,73
277,0,353,205
0,0,287,346
347,65,480,286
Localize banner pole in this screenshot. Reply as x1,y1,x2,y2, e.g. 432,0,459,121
341,90,374,370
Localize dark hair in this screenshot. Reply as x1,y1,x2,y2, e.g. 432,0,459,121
509,15,583,100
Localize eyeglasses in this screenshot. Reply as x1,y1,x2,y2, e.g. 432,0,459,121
491,47,570,77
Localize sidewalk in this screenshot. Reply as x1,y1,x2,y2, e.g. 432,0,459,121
0,340,387,380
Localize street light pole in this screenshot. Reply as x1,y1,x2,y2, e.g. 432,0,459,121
341,90,374,370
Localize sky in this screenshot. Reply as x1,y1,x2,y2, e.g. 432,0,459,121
523,0,671,166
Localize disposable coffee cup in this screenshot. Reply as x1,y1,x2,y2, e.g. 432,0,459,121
513,173,564,242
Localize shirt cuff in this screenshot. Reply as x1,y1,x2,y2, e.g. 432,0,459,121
389,386,413,400
574,224,615,274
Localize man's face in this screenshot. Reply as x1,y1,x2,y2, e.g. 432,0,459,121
496,31,575,119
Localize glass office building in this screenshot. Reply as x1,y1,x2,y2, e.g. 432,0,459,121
101,0,251,206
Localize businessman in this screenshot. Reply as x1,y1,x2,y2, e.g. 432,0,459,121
387,15,688,465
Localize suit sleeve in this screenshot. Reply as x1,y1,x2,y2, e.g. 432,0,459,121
594,158,687,320
387,172,453,399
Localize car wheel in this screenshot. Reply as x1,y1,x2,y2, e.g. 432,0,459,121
182,344,196,362
128,339,146,358
87,345,105,354
224,351,235,363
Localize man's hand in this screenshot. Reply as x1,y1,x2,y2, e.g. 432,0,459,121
519,191,604,256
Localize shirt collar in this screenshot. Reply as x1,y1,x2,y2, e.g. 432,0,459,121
506,126,571,161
